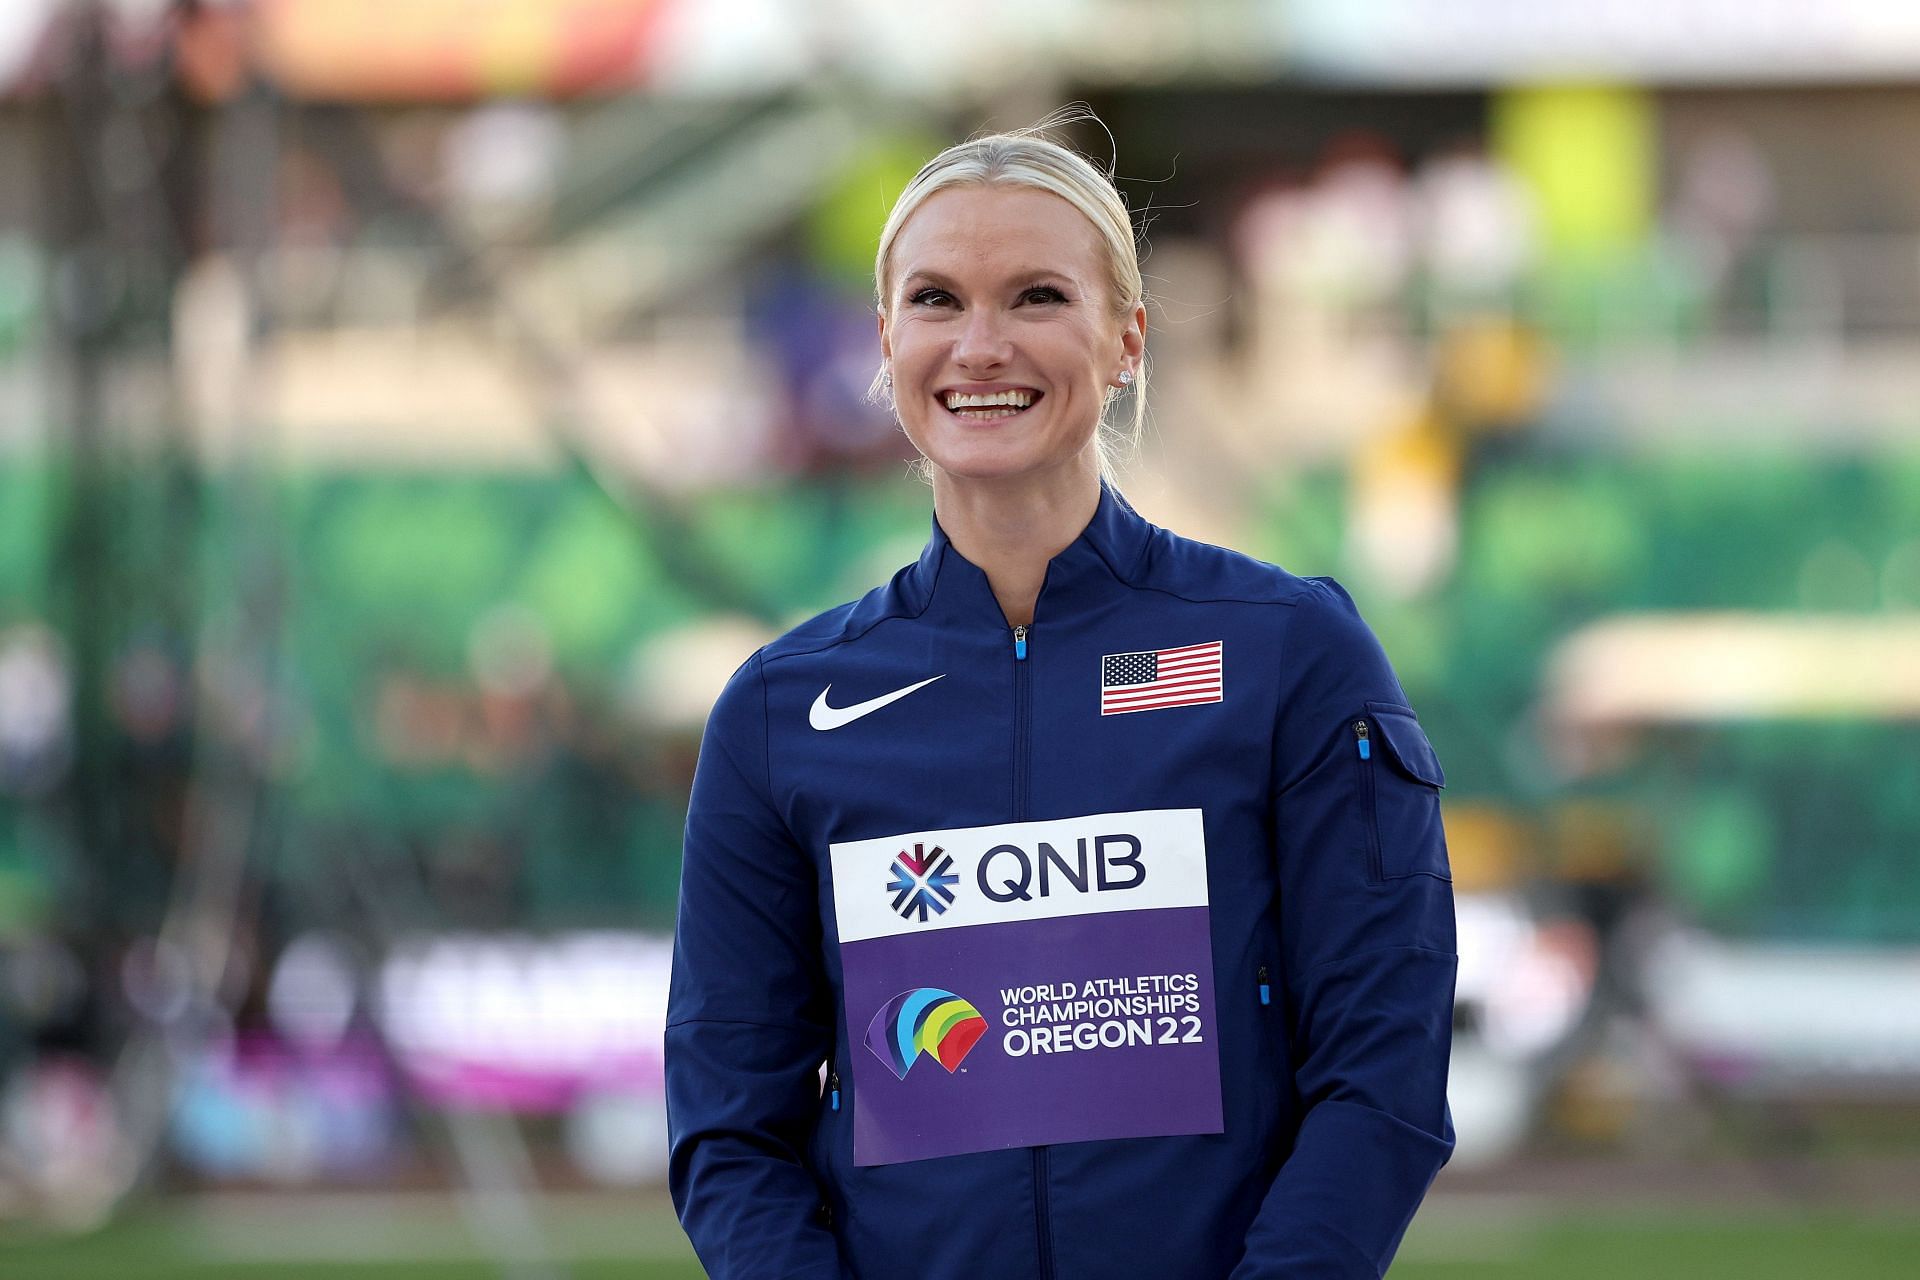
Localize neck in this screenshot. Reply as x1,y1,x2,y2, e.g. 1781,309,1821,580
931,459,1103,628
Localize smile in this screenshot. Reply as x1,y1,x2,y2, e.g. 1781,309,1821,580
940,389,1042,422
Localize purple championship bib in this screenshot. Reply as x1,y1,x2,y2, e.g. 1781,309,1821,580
829,808,1224,1166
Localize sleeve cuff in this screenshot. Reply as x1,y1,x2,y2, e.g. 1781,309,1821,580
1229,1097,1454,1279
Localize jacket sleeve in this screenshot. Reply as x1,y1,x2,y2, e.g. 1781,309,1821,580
1230,577,1458,1279
665,651,849,1280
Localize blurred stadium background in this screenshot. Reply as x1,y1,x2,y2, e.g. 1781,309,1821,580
2,1,1919,1275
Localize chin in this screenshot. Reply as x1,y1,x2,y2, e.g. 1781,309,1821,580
924,448,1044,483
910,428,1094,488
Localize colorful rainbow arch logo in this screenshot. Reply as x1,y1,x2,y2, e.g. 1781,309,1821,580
864,988,989,1081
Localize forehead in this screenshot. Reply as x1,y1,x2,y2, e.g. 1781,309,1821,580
890,185,1106,288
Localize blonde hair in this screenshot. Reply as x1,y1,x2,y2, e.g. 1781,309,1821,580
869,105,1148,486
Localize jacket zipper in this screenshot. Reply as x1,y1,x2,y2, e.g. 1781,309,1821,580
1012,622,1052,1279
1355,719,1380,881
1013,625,1032,822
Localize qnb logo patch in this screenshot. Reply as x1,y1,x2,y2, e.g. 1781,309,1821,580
887,842,958,922
866,988,988,1080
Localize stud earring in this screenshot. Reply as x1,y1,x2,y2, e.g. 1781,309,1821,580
882,368,893,389
1117,369,1134,386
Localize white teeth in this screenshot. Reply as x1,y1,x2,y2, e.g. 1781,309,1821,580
943,390,1035,411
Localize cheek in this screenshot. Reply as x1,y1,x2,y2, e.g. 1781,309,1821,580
892,328,942,372
1061,322,1116,370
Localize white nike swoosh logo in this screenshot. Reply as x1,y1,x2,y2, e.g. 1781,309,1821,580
809,675,945,731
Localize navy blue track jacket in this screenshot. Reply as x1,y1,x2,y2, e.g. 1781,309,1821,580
666,479,1457,1278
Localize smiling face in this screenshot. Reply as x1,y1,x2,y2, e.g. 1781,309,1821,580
878,184,1145,488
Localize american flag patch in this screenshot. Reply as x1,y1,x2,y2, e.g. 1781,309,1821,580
1099,640,1224,715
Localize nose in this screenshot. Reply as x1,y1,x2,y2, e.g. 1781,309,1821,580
952,304,1010,374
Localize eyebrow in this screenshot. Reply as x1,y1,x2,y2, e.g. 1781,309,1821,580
900,268,1078,291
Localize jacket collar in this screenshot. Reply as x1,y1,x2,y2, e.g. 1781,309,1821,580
907,478,1154,629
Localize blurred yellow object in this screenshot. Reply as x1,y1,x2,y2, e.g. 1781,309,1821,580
1548,1056,1640,1146
1548,799,1648,885
1350,408,1461,596
1437,801,1534,892
1493,83,1654,263
1358,406,1458,485
1433,314,1552,431
810,134,946,287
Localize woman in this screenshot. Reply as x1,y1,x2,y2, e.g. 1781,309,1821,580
666,112,1456,1279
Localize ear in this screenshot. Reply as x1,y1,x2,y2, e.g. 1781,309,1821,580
876,306,891,362
1119,300,1146,376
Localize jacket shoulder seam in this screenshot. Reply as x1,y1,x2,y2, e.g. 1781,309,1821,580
1114,530,1319,607
760,549,942,668
753,651,774,801
1122,580,1311,608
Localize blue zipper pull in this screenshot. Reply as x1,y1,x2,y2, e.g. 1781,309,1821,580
1354,719,1370,761
1257,964,1271,1006
829,1070,840,1111
1012,624,1028,661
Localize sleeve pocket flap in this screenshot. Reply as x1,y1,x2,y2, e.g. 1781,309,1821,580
1367,704,1445,789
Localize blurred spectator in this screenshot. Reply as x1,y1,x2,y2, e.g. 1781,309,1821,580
0,623,70,799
